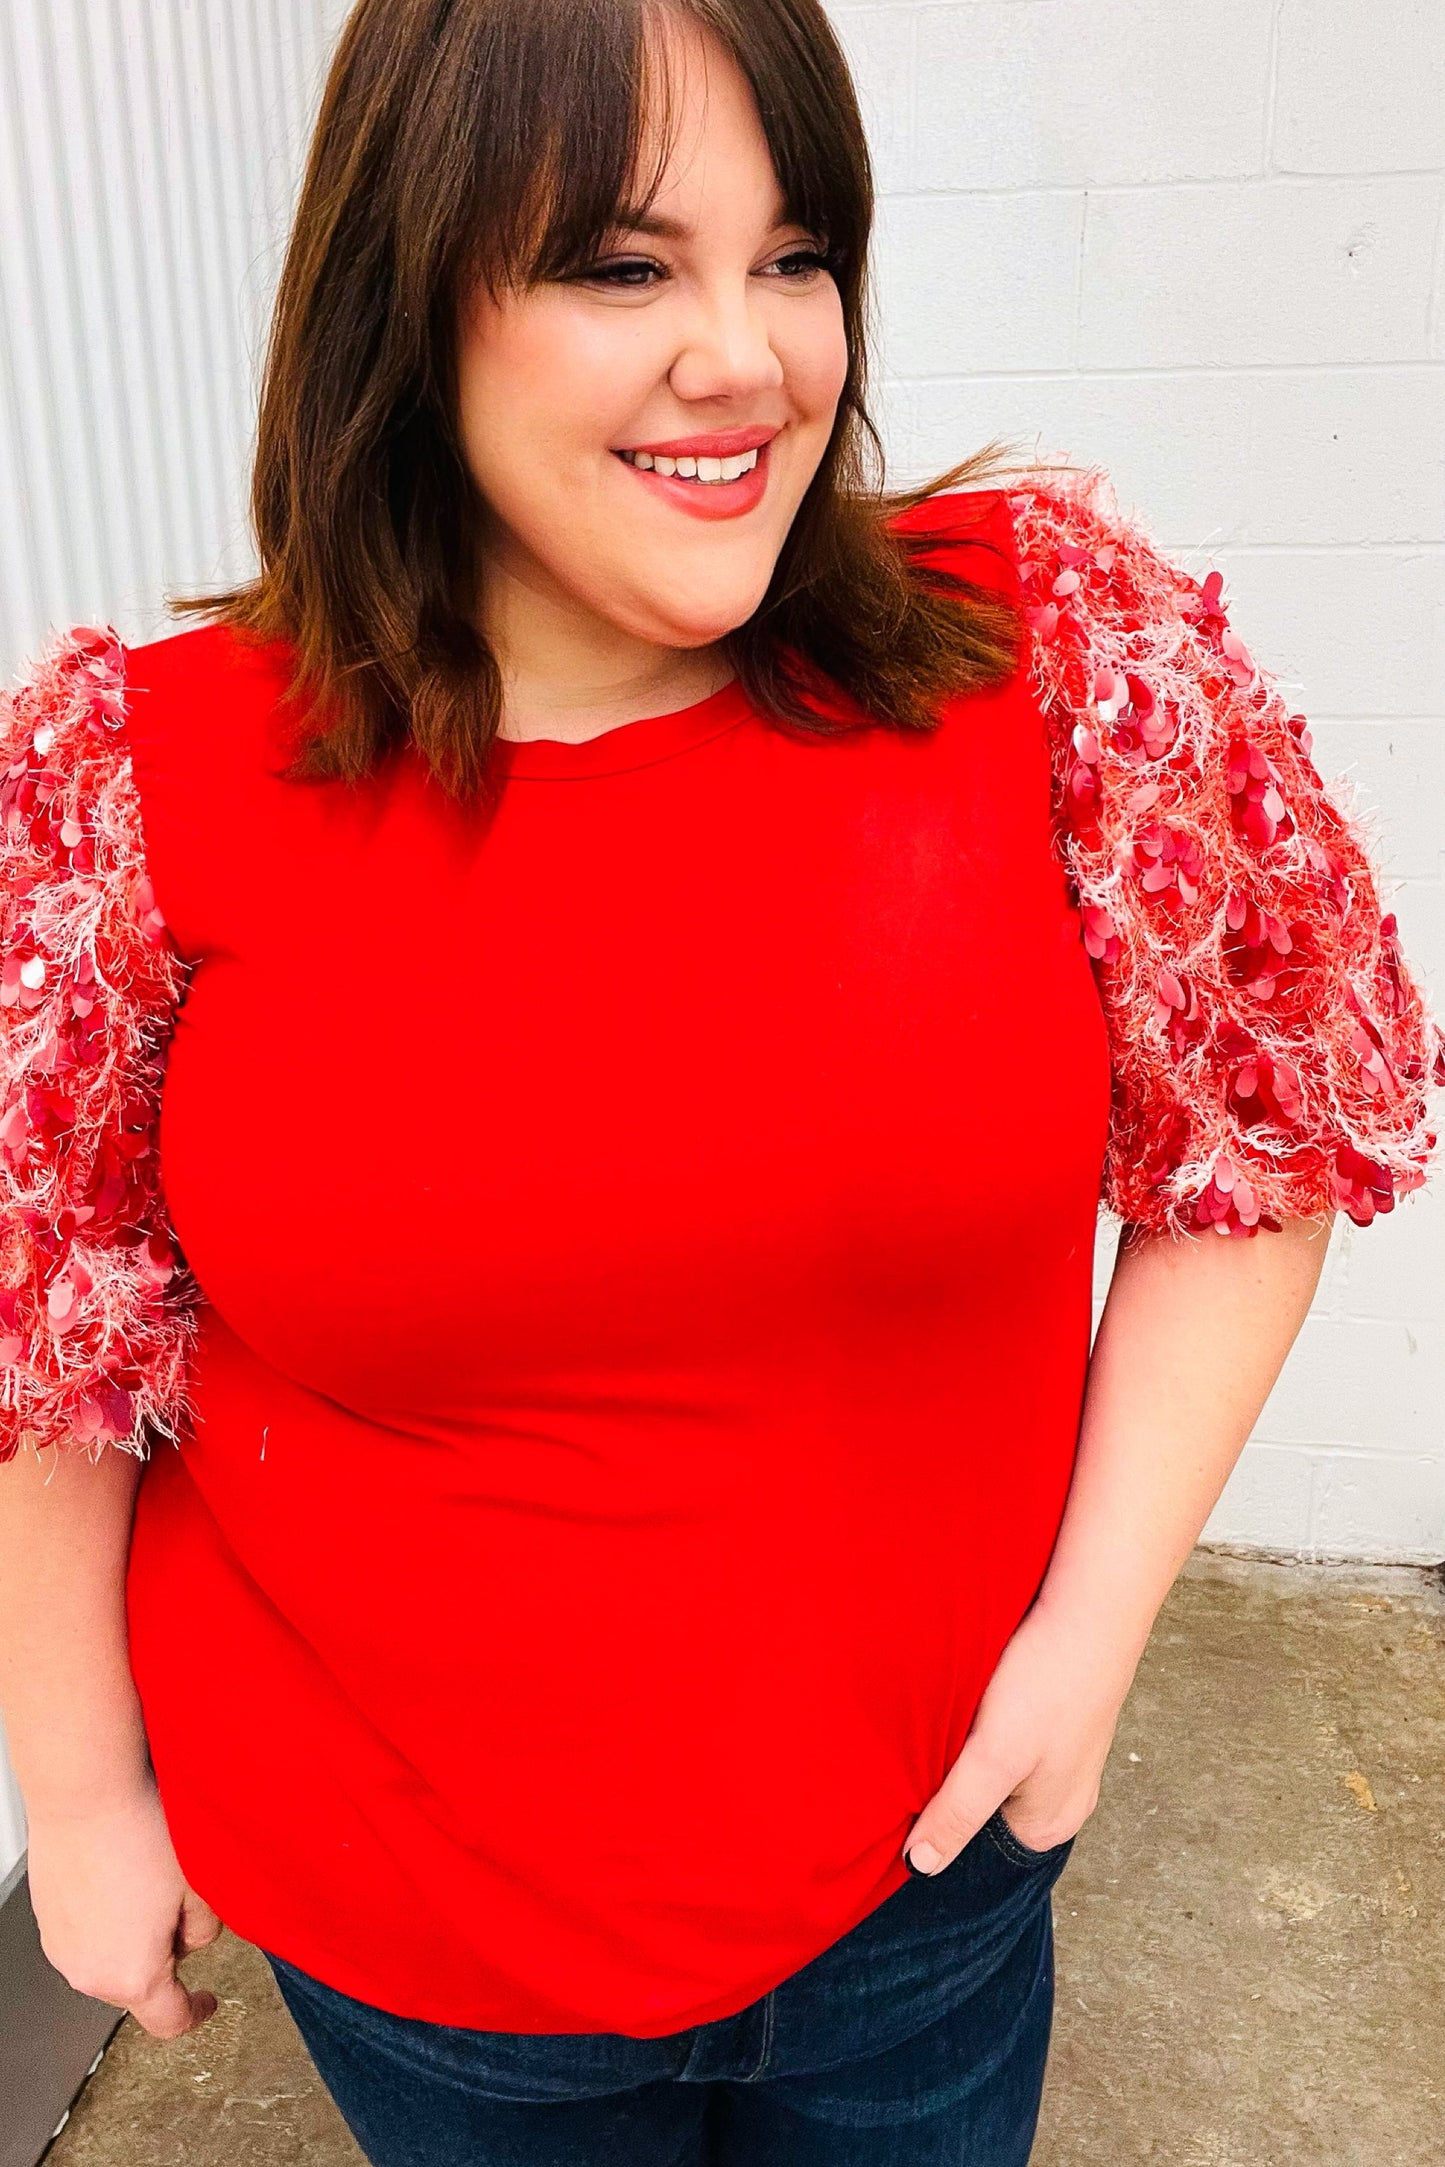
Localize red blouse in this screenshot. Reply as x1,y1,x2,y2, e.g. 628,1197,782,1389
0,474,1438,2032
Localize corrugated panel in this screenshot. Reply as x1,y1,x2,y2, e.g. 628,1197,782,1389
0,1716,23,1885
0,0,351,1886
0,0,350,680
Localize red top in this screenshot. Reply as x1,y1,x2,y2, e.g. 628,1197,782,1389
1,478,1437,2033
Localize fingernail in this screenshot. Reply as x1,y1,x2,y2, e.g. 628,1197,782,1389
905,1840,944,1876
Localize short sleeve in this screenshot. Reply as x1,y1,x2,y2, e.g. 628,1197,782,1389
0,626,197,1460
1006,465,1444,1238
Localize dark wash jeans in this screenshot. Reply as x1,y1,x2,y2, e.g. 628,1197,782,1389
261,1810,1073,2167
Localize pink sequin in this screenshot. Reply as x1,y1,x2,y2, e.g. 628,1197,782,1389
0,630,196,1461
1011,464,1442,1238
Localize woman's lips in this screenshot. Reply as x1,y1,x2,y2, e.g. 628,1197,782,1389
613,439,771,522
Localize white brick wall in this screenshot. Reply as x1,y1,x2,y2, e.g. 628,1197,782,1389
835,0,1445,1560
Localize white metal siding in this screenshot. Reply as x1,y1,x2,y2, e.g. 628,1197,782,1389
0,0,351,1890
0,0,349,663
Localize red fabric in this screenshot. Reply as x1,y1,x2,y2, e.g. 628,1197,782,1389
4,475,1436,1471
117,488,1112,2030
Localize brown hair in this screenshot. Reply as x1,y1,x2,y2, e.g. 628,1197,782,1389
170,0,1033,798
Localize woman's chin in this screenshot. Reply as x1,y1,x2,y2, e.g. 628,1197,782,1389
651,620,747,652
632,591,770,652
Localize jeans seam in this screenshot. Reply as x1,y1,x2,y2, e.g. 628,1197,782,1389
983,1808,1057,1869
743,1988,775,2081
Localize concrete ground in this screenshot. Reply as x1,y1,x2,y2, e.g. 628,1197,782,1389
39,1551,1445,2167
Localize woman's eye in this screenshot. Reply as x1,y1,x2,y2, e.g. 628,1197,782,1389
576,257,664,289
570,248,832,289
768,249,832,281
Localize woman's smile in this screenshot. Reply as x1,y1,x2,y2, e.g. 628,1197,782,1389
613,423,776,519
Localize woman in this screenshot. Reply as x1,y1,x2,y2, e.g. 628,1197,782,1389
0,1,1437,2162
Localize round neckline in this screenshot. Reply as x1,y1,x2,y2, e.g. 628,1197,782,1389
487,677,755,781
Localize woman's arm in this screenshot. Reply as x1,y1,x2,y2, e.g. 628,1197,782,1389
0,1443,220,2035
1041,1212,1330,1665
0,1442,150,1814
901,1214,1330,1873
900,467,1439,1875
0,627,214,2034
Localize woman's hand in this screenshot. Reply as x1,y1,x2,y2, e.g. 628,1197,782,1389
901,1600,1134,1873
903,1215,1332,1877
25,1775,222,2039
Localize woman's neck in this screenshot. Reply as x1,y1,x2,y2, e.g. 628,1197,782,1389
482,548,734,745
497,650,733,744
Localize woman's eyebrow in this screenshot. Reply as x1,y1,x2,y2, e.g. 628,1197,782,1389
609,204,803,242
611,208,690,240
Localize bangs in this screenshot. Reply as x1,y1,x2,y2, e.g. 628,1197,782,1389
176,0,1030,816
453,0,870,296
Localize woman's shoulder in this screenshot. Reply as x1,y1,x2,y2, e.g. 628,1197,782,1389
2,617,290,766
0,623,182,967
12,620,310,826
887,481,1016,541
123,615,290,698
0,625,141,862
889,459,1172,594
885,459,1179,614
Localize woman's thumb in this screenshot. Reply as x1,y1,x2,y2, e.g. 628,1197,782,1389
175,1884,223,1955
162,1886,223,2032
129,1970,217,2039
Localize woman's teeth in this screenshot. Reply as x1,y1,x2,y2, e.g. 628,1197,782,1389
617,447,760,484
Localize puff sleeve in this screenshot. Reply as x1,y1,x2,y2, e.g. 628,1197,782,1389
0,626,196,1461
1007,466,1443,1238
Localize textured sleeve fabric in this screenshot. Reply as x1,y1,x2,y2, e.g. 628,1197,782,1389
0,626,196,1461
1007,466,1443,1238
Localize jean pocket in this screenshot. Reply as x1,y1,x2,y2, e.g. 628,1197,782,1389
981,1806,1074,1871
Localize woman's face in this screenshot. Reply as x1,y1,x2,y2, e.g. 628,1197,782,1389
454,18,850,653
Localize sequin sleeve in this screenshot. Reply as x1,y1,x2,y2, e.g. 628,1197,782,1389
0,627,196,1461
1006,466,1443,1237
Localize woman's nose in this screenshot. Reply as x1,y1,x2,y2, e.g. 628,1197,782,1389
667,284,786,405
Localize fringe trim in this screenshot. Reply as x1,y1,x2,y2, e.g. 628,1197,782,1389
0,627,197,1461
1007,465,1443,1236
